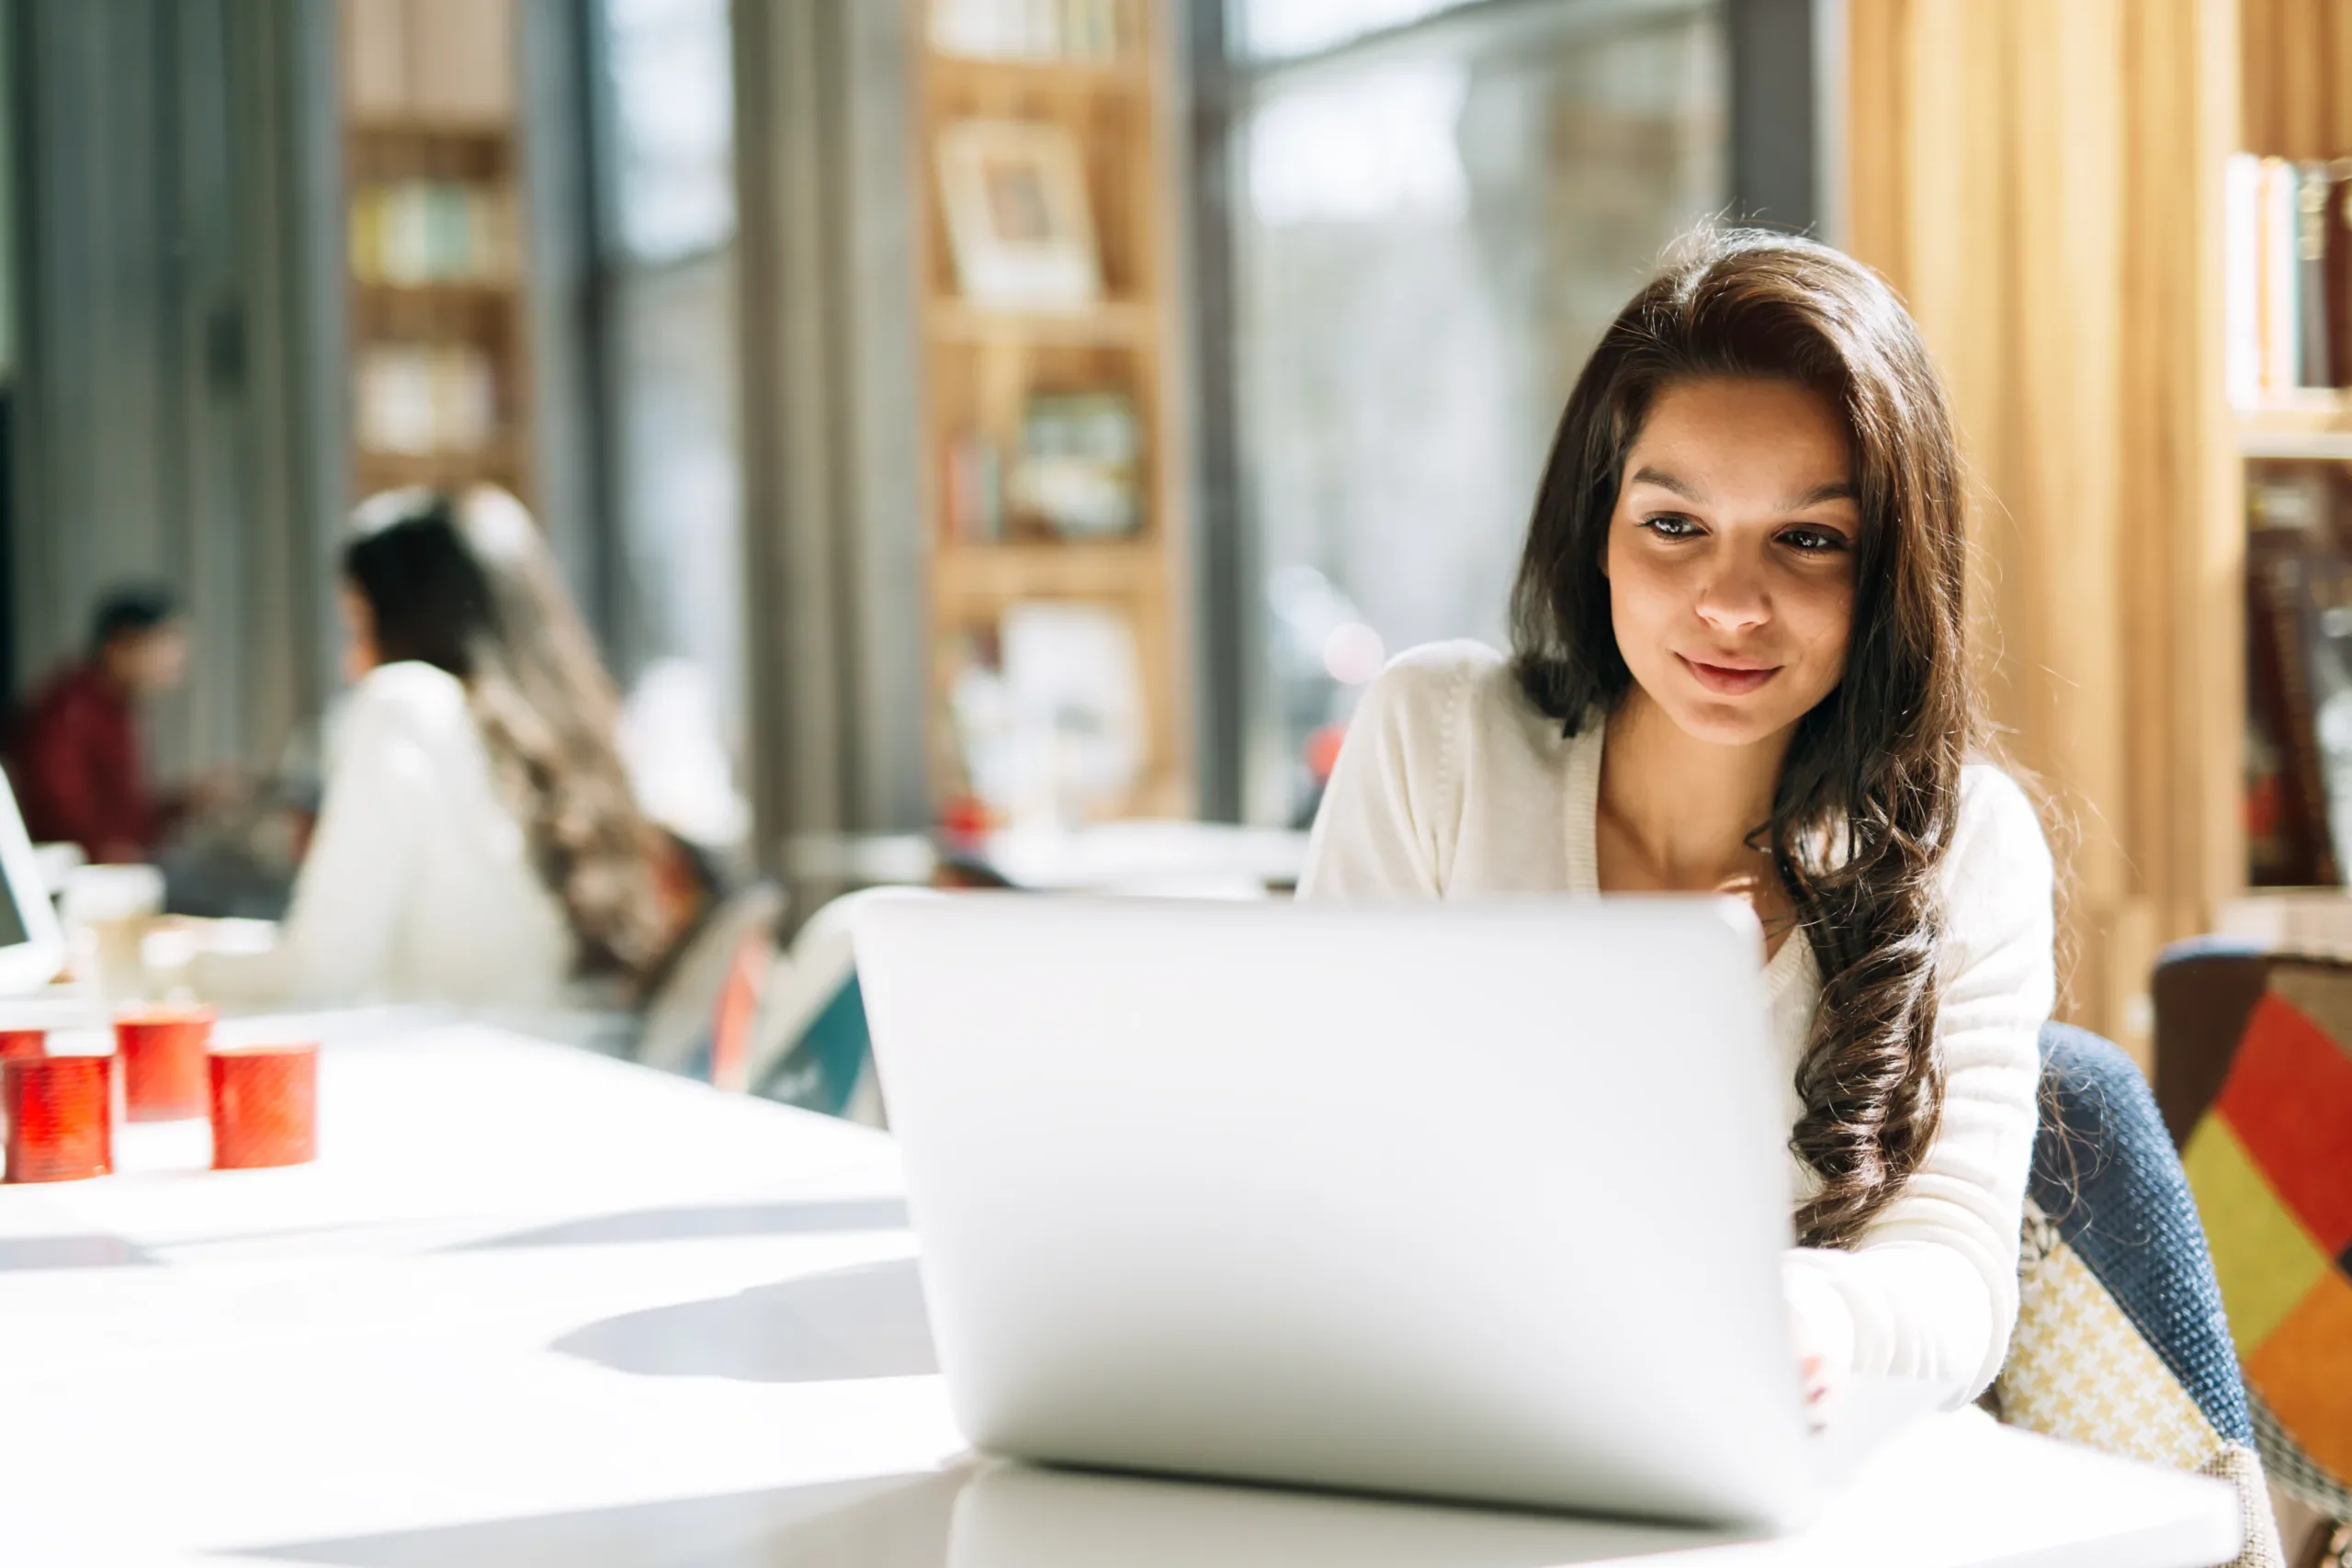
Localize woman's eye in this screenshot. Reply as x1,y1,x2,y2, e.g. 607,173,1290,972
1642,515,1701,540
1779,527,1848,554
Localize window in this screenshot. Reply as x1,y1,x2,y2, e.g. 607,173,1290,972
591,0,750,847
1214,0,1727,824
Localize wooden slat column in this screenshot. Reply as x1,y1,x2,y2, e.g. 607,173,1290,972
1841,0,2239,1066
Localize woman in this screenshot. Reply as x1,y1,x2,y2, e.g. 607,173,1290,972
198,488,680,1010
1300,230,2056,1411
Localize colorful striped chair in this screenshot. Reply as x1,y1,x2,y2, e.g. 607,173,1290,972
2154,942,2352,1567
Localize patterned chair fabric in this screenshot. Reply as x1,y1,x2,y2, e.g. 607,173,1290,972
1995,1022,2282,1568
2155,945,2352,1532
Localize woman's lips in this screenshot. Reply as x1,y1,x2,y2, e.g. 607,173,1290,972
1678,654,1781,695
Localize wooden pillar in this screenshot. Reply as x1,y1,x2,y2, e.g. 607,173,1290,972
1842,0,2239,1066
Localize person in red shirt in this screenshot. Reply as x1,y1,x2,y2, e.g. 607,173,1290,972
6,587,194,863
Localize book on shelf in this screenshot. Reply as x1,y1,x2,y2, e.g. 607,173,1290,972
2244,466,2352,886
930,0,1127,62
356,342,498,456
2225,152,2352,405
2300,160,2333,389
349,181,515,286
944,431,1006,543
1008,389,1142,538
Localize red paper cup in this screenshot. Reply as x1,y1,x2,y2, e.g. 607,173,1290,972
209,1045,318,1170
5,1055,113,1182
116,1006,215,1122
0,1030,45,1061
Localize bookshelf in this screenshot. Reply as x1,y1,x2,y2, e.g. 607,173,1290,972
2231,6,2352,898
1842,0,2352,1061
338,0,533,508
911,0,1193,829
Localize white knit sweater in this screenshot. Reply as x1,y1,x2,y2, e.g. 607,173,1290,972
1297,641,2057,1404
195,662,573,1011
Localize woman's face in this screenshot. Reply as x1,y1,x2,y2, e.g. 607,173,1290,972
1603,376,1861,750
339,584,380,685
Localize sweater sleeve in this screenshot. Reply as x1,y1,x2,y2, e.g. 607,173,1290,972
1295,648,1474,902
193,682,432,1008
1781,767,2057,1404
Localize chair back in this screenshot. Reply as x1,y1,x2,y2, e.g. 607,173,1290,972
634,881,786,1079
2154,945,2352,1529
742,888,888,1120
1996,1022,2281,1568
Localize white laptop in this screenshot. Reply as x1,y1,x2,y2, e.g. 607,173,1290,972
854,894,1936,1532
0,770,66,997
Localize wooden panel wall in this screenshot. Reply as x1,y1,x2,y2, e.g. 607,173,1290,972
2239,0,2352,156
1844,0,2240,1065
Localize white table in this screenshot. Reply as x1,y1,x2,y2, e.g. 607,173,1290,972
0,1027,2240,1567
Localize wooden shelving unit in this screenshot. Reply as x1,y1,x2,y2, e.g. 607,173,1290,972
1846,1,2242,1060
338,0,533,508
2231,5,2352,898
910,0,1192,826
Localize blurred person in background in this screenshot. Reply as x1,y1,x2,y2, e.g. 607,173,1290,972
5,585,219,863
197,487,695,1011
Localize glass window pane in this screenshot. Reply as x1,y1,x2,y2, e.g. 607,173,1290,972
595,0,750,850
1232,2,1724,823
605,0,737,264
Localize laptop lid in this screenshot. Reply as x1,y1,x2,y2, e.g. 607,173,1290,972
0,770,65,997
854,894,1815,1529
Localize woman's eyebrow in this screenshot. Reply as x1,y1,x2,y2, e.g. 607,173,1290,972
1627,465,1700,500
1784,480,1858,509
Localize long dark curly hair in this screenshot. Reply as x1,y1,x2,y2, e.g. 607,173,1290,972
1510,229,1978,1247
344,487,673,985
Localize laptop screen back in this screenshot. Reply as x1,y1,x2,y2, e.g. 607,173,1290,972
0,771,65,995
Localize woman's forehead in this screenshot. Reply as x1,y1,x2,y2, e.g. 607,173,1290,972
1622,378,1856,505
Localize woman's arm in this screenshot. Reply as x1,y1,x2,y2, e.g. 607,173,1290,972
1781,767,2057,1404
192,684,432,1007
1295,648,1472,902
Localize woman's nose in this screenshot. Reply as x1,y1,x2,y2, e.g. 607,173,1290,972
1694,565,1770,633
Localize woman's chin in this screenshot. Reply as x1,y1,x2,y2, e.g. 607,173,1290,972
1655,689,1807,750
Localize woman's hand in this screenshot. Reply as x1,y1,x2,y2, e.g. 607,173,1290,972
1782,1258,1854,1428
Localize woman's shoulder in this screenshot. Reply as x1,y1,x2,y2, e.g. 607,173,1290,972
1361,640,1557,729
353,660,466,711
341,662,475,751
1349,639,1577,777
1944,761,2057,907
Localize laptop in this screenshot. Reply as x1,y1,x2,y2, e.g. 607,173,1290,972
853,893,1933,1531
0,770,66,997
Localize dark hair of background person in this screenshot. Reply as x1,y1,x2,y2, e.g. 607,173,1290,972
89,584,179,651
343,489,673,985
1510,227,1995,1249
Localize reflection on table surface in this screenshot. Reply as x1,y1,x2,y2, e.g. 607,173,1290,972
250,1459,1740,1568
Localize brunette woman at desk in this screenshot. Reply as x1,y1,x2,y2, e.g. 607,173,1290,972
198,488,687,1012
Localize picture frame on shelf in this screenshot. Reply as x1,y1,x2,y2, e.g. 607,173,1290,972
936,118,1102,310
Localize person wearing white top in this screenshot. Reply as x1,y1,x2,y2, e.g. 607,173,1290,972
198,488,680,1011
1298,230,2056,1415
199,660,572,1010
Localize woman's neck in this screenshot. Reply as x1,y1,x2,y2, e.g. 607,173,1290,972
1597,687,1792,888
